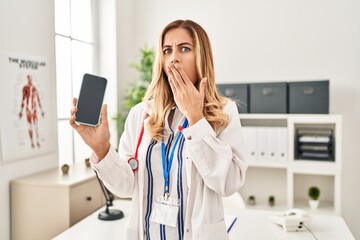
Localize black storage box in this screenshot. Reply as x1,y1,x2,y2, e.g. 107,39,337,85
288,80,329,114
217,83,249,113
249,82,288,113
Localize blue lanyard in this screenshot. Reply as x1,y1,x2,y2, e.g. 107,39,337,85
161,118,188,196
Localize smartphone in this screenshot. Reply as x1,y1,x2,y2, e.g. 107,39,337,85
75,73,107,126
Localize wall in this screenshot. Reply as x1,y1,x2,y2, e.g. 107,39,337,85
0,0,58,239
115,0,137,119
117,0,360,238
98,0,118,146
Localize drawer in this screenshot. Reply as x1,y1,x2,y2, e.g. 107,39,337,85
288,80,329,113
249,82,288,113
70,179,103,225
217,83,249,113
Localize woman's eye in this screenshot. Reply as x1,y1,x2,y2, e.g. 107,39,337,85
163,49,171,54
181,47,190,52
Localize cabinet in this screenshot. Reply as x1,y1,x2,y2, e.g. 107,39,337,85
239,114,342,215
11,163,105,240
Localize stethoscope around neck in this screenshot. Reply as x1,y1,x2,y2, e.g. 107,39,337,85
127,114,149,171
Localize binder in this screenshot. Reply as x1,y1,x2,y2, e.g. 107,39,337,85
256,127,267,162
277,127,288,162
266,127,278,163
242,127,257,163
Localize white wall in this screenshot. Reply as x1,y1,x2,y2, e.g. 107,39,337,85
118,0,360,238
98,0,118,146
115,0,137,116
0,0,58,239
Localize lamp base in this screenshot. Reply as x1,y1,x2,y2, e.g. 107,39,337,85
98,209,124,221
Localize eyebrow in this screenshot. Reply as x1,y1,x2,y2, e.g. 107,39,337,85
162,42,193,48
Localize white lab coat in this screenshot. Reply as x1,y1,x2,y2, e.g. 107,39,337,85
91,100,248,240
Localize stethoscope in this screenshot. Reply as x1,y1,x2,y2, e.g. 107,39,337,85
127,121,146,171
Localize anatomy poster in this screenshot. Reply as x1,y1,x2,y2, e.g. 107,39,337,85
0,52,56,163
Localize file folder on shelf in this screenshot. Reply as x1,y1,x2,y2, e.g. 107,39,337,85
295,128,334,161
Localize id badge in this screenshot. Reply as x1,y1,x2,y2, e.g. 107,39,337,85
150,196,179,227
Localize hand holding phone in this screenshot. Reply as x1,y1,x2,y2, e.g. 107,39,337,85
70,74,111,160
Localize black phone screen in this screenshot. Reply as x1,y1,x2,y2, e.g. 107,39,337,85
75,73,107,126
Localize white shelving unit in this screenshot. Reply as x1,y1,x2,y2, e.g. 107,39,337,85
239,114,342,215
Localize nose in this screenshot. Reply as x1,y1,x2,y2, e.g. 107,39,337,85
169,51,180,64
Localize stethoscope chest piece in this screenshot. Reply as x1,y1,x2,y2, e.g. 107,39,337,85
128,157,139,171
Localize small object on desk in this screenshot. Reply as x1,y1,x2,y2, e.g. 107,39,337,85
308,186,320,210
225,214,237,233
95,171,124,221
61,164,70,175
268,195,275,207
85,157,91,167
247,195,256,206
268,208,311,232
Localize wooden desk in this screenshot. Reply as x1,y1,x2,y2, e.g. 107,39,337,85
11,163,105,240
54,199,354,240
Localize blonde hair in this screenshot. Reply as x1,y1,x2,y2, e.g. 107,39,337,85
144,19,229,140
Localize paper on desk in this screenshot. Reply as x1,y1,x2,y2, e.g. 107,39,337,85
225,214,237,233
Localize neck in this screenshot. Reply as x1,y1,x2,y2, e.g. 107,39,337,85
168,108,175,127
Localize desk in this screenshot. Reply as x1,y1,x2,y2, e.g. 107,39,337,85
11,163,105,240
54,199,354,240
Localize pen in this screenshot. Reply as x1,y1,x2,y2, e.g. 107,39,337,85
227,217,237,233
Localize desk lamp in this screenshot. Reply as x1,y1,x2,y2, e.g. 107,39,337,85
95,171,124,220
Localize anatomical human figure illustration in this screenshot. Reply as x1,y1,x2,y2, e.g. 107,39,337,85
18,74,45,148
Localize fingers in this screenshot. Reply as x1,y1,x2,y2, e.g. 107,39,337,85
70,98,78,115
173,63,192,86
169,64,181,81
167,66,180,91
69,114,79,130
70,107,77,116
70,98,79,130
169,64,185,87
100,104,108,125
168,76,177,96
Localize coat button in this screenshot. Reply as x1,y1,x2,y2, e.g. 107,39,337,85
187,136,192,140
186,228,190,233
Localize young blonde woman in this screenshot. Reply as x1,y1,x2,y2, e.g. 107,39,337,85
70,19,248,240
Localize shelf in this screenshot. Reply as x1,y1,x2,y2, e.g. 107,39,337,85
240,168,287,213
239,114,341,120
245,199,335,215
290,160,339,174
245,201,288,212
240,114,289,120
248,162,288,169
294,199,335,215
240,117,287,127
238,114,342,215
292,173,338,214
289,115,342,124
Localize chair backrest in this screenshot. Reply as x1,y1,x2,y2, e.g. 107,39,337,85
223,192,246,210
